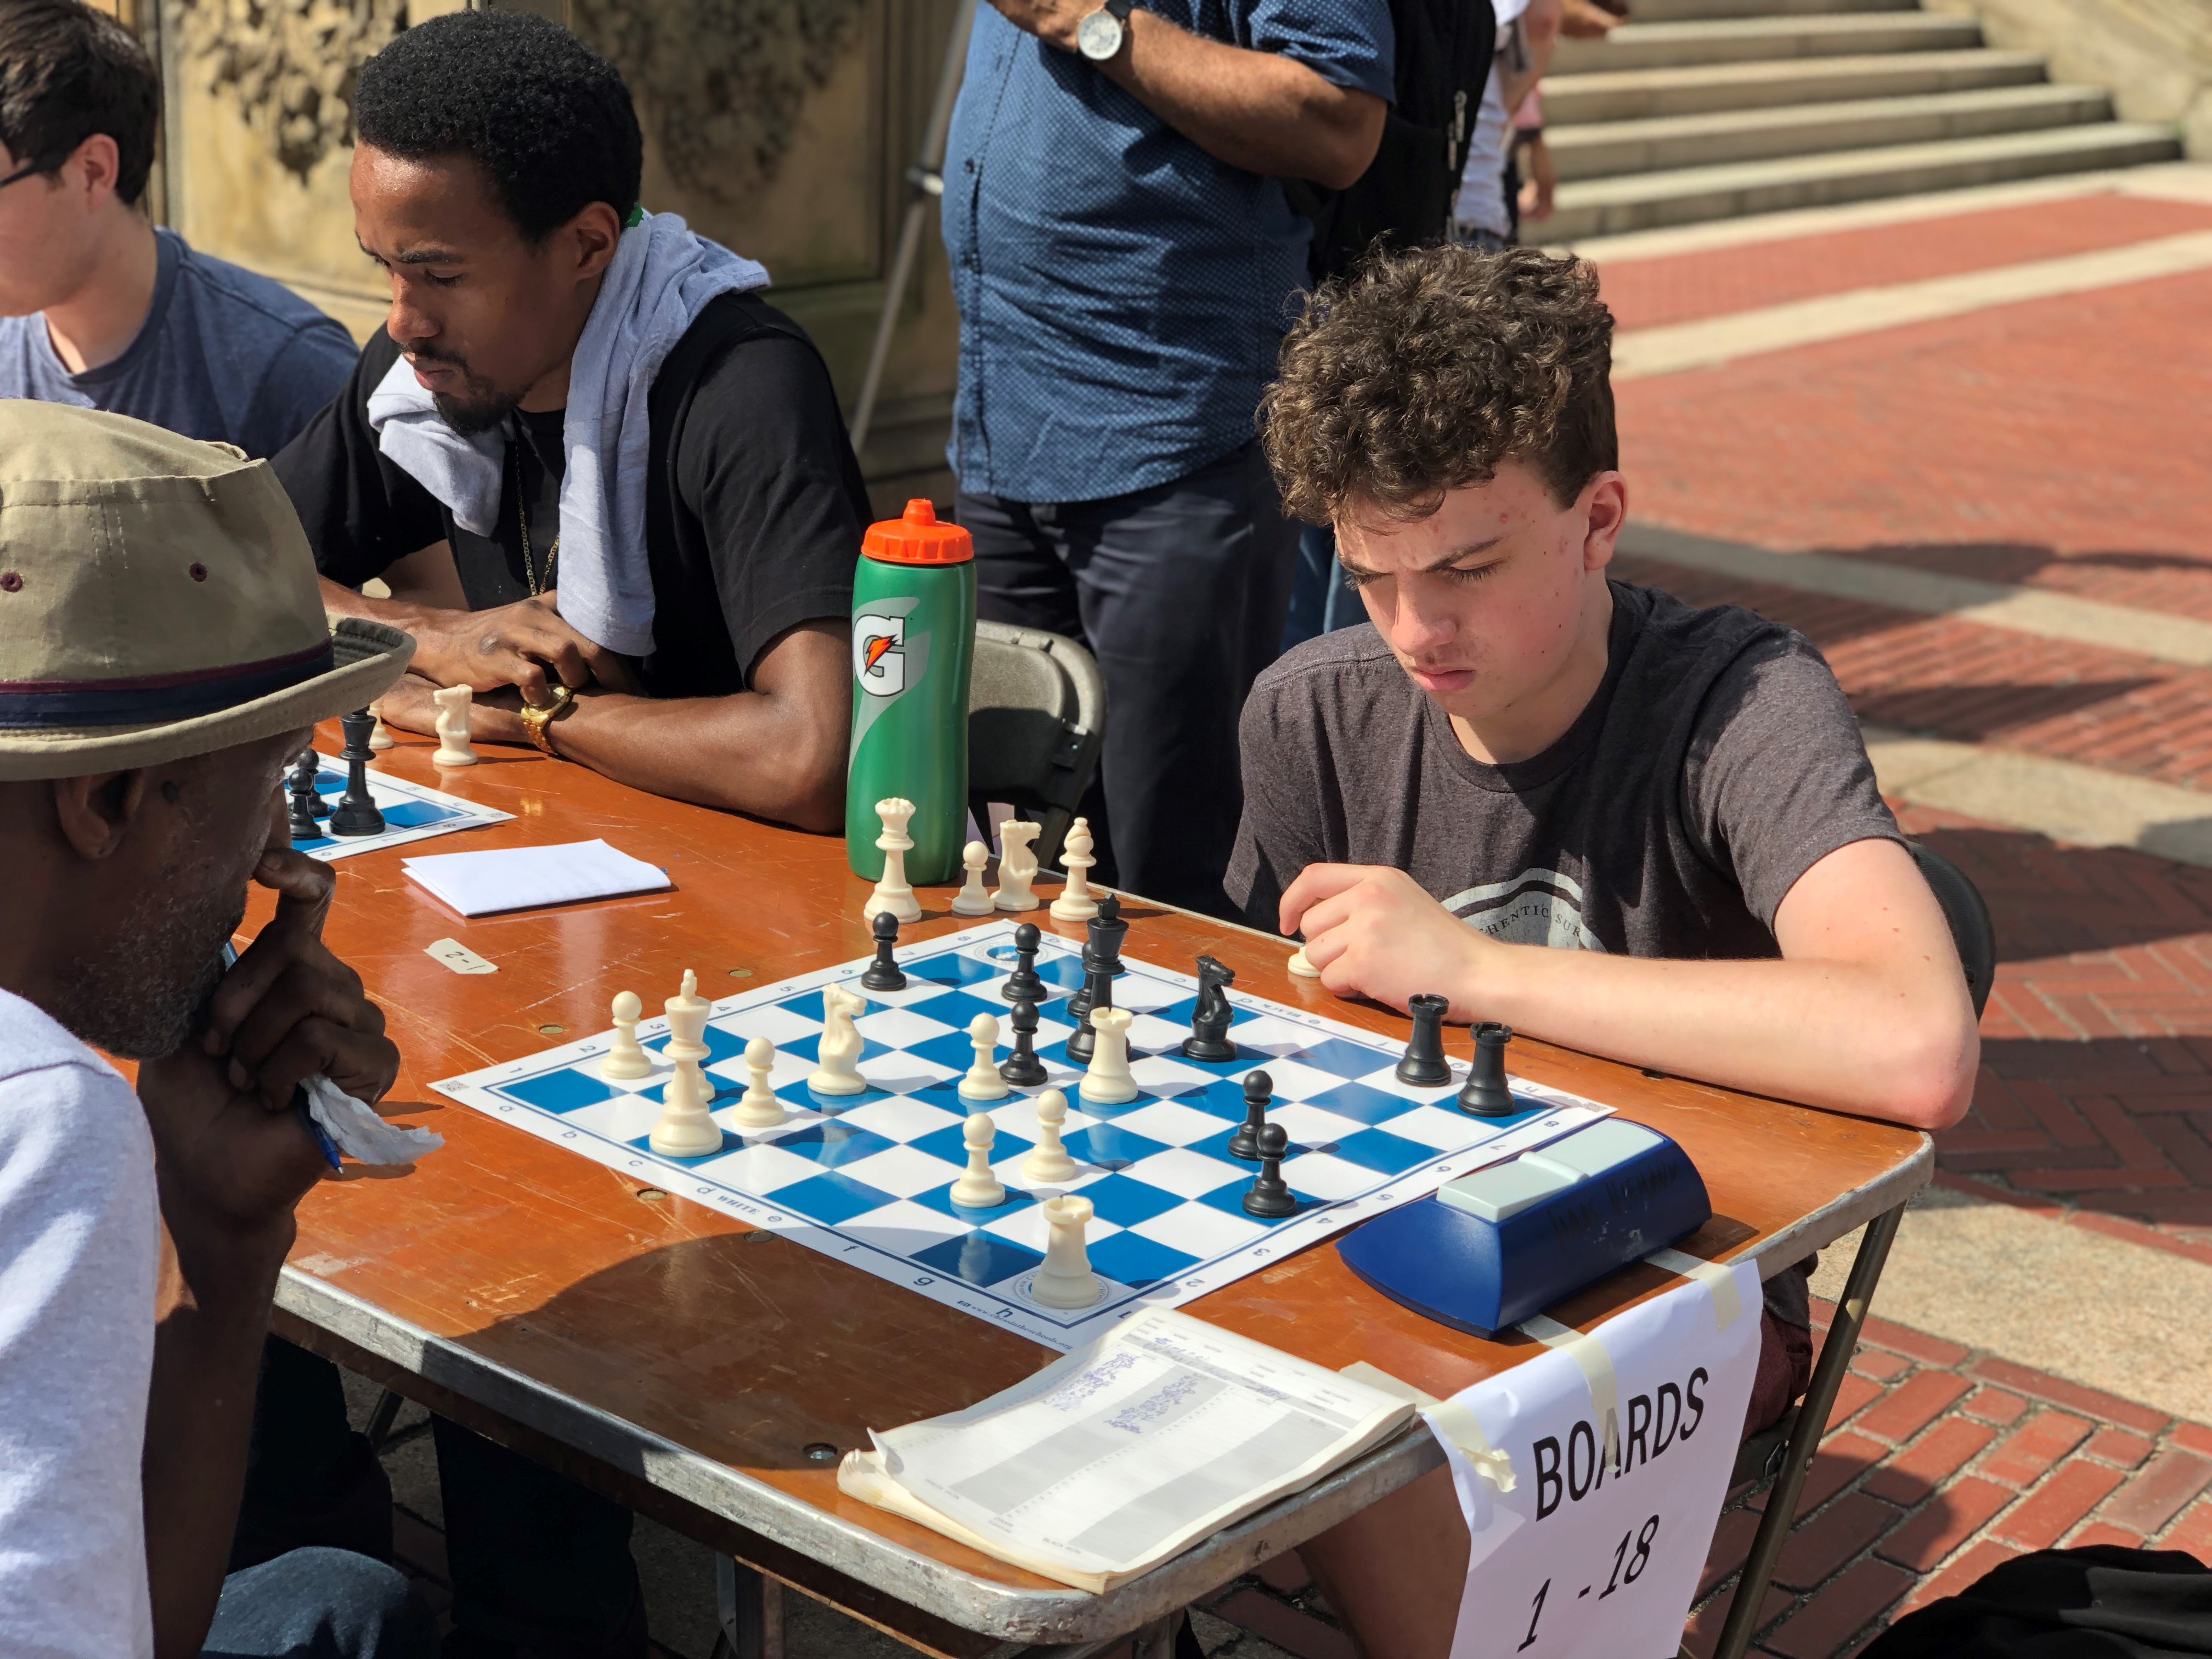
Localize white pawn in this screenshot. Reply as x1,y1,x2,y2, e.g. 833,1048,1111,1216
649,970,721,1156
1049,817,1099,922
949,1113,1006,1208
861,797,923,924
992,820,1041,912
1080,1007,1137,1105
959,1012,1009,1101
949,841,994,917
600,990,653,1080
431,684,477,766
367,702,395,751
1288,946,1321,979
1021,1087,1077,1185
1030,1194,1099,1308
731,1036,783,1128
808,983,868,1095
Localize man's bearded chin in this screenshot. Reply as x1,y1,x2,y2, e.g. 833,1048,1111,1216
433,374,521,437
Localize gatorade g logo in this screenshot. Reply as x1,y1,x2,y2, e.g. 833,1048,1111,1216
854,613,907,697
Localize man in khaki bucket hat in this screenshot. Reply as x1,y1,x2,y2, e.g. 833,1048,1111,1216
0,402,433,1657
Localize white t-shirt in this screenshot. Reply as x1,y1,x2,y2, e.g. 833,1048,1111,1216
1454,0,1534,238
0,989,159,1659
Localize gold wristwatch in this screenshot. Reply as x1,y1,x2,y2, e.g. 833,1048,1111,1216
518,682,574,757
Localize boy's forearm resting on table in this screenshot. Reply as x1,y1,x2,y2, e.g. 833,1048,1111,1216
1283,839,1980,1130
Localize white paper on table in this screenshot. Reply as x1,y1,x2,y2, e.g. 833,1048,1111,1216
838,1307,1416,1592
401,839,672,916
1427,1259,1763,1658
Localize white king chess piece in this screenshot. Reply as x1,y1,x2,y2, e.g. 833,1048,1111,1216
648,970,722,1157
949,840,995,917
1049,816,1100,922
861,797,923,924
430,684,477,766
992,820,1041,912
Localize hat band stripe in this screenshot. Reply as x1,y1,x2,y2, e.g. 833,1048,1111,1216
0,642,338,729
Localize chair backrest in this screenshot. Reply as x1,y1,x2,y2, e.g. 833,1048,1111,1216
967,620,1107,870
1909,840,1996,1018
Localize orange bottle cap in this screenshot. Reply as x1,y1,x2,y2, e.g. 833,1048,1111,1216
862,499,973,566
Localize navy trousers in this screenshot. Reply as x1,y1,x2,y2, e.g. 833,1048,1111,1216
958,440,1299,918
202,1547,431,1659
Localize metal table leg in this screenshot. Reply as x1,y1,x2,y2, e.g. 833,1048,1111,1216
716,1558,785,1659
1712,1202,1907,1659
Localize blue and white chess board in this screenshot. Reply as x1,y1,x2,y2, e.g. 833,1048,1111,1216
292,754,513,861
432,920,1612,1348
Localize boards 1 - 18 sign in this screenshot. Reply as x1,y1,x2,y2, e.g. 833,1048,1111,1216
1424,1258,1764,1657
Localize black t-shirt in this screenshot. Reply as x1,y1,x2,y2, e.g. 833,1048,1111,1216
1227,582,1901,956
275,292,867,699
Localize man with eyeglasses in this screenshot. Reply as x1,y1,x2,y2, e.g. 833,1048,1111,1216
0,0,357,457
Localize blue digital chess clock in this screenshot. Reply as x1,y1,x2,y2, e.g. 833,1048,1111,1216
1336,1120,1712,1337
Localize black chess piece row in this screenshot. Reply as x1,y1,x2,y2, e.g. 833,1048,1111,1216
1394,991,1516,1117
1224,1069,1296,1217
289,710,385,842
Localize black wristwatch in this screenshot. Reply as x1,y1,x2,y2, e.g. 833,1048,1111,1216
1077,0,1137,62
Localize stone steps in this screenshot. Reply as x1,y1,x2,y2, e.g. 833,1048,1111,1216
1550,11,1982,75
1543,120,2183,240
1541,48,2048,125
1548,82,2112,180
1628,0,1914,18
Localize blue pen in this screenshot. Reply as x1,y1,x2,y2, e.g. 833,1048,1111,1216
219,943,342,1172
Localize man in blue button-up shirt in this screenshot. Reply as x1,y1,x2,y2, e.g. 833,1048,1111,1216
944,0,1392,916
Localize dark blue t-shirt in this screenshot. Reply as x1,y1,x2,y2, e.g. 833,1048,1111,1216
0,227,358,458
943,2,1393,504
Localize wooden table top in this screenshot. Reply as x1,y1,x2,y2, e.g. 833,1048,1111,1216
269,720,1929,1652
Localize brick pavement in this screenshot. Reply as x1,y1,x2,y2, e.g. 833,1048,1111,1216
1188,1312,2212,1659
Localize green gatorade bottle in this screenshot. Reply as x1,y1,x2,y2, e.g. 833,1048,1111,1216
845,499,975,885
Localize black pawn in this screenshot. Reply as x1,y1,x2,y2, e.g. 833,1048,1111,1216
1227,1069,1272,1161
1396,992,1452,1087
861,909,906,991
1458,1023,1515,1116
998,995,1048,1086
1182,955,1237,1062
286,748,324,842
1000,921,1047,1004
1242,1122,1296,1218
326,710,385,837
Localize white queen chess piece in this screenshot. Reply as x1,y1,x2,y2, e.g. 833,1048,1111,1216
599,990,652,1080
1079,1007,1137,1105
1020,1088,1077,1184
648,970,722,1156
808,983,868,1094
861,797,923,924
430,684,477,766
958,1012,1009,1101
992,820,1041,912
1030,1193,1101,1307
1048,816,1099,922
949,1113,1007,1208
731,1036,783,1128
949,841,994,917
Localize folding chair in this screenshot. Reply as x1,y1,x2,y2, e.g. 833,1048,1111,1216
967,620,1107,872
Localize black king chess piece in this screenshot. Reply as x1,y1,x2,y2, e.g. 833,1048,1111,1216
1000,921,1047,1004
1242,1122,1296,1218
1181,955,1238,1062
1065,894,1127,1027
1396,992,1452,1087
1227,1069,1272,1161
286,748,325,842
1458,1022,1515,1116
860,909,907,992
998,995,1048,1086
326,710,385,837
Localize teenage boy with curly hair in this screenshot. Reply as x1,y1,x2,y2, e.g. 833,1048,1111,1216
1229,245,1978,1656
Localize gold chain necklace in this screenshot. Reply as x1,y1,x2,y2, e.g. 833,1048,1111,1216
513,437,560,597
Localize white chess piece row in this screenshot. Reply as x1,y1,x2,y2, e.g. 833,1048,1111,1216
857,801,1055,922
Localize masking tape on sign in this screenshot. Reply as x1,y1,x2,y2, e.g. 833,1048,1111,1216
1520,1313,1621,1473
1645,1248,1745,1330
1425,1398,1517,1493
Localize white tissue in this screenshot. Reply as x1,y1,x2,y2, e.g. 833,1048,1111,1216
304,1074,443,1166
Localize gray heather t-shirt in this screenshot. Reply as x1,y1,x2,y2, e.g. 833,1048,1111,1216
0,227,357,459
1226,580,1903,1328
